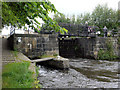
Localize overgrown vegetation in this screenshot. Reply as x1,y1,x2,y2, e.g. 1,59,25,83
97,38,118,60
34,66,42,88
2,50,43,88
11,51,18,57
118,37,120,45
2,62,34,88
2,1,68,34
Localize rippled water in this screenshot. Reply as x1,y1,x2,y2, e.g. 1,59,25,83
37,58,119,88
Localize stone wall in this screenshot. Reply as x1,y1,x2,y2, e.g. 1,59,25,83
94,37,120,59
8,34,120,59
8,34,59,59
78,37,119,59
59,37,120,59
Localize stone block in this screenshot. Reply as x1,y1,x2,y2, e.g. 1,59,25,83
47,57,69,69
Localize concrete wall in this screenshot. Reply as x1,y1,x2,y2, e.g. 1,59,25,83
8,34,59,59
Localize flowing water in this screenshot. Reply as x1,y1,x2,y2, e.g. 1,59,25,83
37,58,119,88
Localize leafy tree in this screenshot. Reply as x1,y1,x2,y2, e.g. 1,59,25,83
52,4,119,32
66,17,71,23
76,13,91,25
0,1,2,30
2,1,68,34
53,13,70,23
71,14,75,24
76,15,82,24
118,9,120,29
91,4,118,30
75,4,119,31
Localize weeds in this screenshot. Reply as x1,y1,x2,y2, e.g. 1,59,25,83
118,37,120,45
97,38,118,60
34,66,43,88
11,51,18,57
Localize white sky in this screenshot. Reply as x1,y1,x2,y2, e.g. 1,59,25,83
50,0,120,17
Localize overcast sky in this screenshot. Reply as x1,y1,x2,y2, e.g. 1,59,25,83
50,0,120,17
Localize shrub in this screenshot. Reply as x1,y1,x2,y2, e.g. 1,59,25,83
118,37,120,45
97,38,118,60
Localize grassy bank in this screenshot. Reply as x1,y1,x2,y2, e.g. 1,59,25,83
2,62,35,88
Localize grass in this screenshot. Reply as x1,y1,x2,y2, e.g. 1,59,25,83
36,54,58,59
11,51,18,57
3,50,42,88
35,66,39,77
35,66,43,88
2,62,35,88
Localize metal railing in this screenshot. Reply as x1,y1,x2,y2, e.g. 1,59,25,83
10,26,15,36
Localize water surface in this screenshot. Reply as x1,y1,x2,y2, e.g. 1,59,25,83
38,58,119,88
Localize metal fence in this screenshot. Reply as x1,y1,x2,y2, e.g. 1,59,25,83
10,26,15,36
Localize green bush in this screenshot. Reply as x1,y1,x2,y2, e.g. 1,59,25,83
97,38,118,60
97,49,118,60
118,37,120,45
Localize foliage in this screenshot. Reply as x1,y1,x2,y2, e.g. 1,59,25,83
71,14,75,24
35,66,42,88
2,1,68,34
41,23,53,30
41,13,70,32
2,62,35,88
118,37,120,45
11,51,18,57
35,66,39,77
53,53,58,57
38,54,58,59
53,4,119,31
97,39,118,60
91,4,118,30
0,1,1,30
76,13,91,25
53,13,68,23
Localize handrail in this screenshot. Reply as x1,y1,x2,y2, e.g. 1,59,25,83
10,26,15,36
